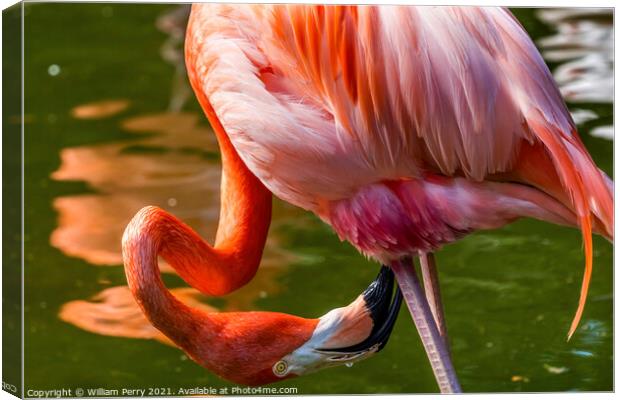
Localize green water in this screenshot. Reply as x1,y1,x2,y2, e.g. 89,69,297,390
17,4,612,394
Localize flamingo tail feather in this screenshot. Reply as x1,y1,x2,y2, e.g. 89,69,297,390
527,118,612,339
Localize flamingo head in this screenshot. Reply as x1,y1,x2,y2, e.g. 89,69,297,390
195,266,402,386
272,266,402,380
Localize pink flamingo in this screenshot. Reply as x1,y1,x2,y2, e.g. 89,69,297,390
123,5,613,393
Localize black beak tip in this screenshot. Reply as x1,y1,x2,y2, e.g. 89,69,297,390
362,265,395,322
320,265,403,354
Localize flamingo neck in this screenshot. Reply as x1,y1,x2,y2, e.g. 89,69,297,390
121,139,270,303
122,209,220,351
210,114,272,277
182,24,273,295
121,18,275,372
122,208,318,385
124,27,274,299
128,136,271,297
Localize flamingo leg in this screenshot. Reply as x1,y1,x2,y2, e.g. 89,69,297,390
419,252,449,348
391,258,461,393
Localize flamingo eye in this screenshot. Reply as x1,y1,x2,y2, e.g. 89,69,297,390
272,360,289,377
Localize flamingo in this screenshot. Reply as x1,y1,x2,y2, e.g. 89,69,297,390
123,4,613,394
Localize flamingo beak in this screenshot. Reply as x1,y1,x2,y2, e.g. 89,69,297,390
272,266,402,378
317,266,403,355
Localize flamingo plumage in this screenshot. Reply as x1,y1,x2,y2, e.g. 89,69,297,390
123,4,613,393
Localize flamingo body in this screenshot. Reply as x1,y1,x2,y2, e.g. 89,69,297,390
185,5,605,214
328,173,579,261
185,4,612,332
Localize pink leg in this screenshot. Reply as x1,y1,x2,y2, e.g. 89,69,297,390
391,258,461,393
419,252,448,346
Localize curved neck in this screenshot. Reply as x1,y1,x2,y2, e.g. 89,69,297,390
183,24,273,295
122,149,271,300
209,106,273,274
122,208,317,385
128,139,271,297
121,17,274,359
125,21,274,299
122,207,221,350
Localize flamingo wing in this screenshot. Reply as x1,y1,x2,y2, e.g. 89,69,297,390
186,5,612,337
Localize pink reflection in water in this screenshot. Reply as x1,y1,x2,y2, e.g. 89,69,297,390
51,112,220,267
71,100,130,120
52,4,306,351
60,286,215,347
52,111,305,344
